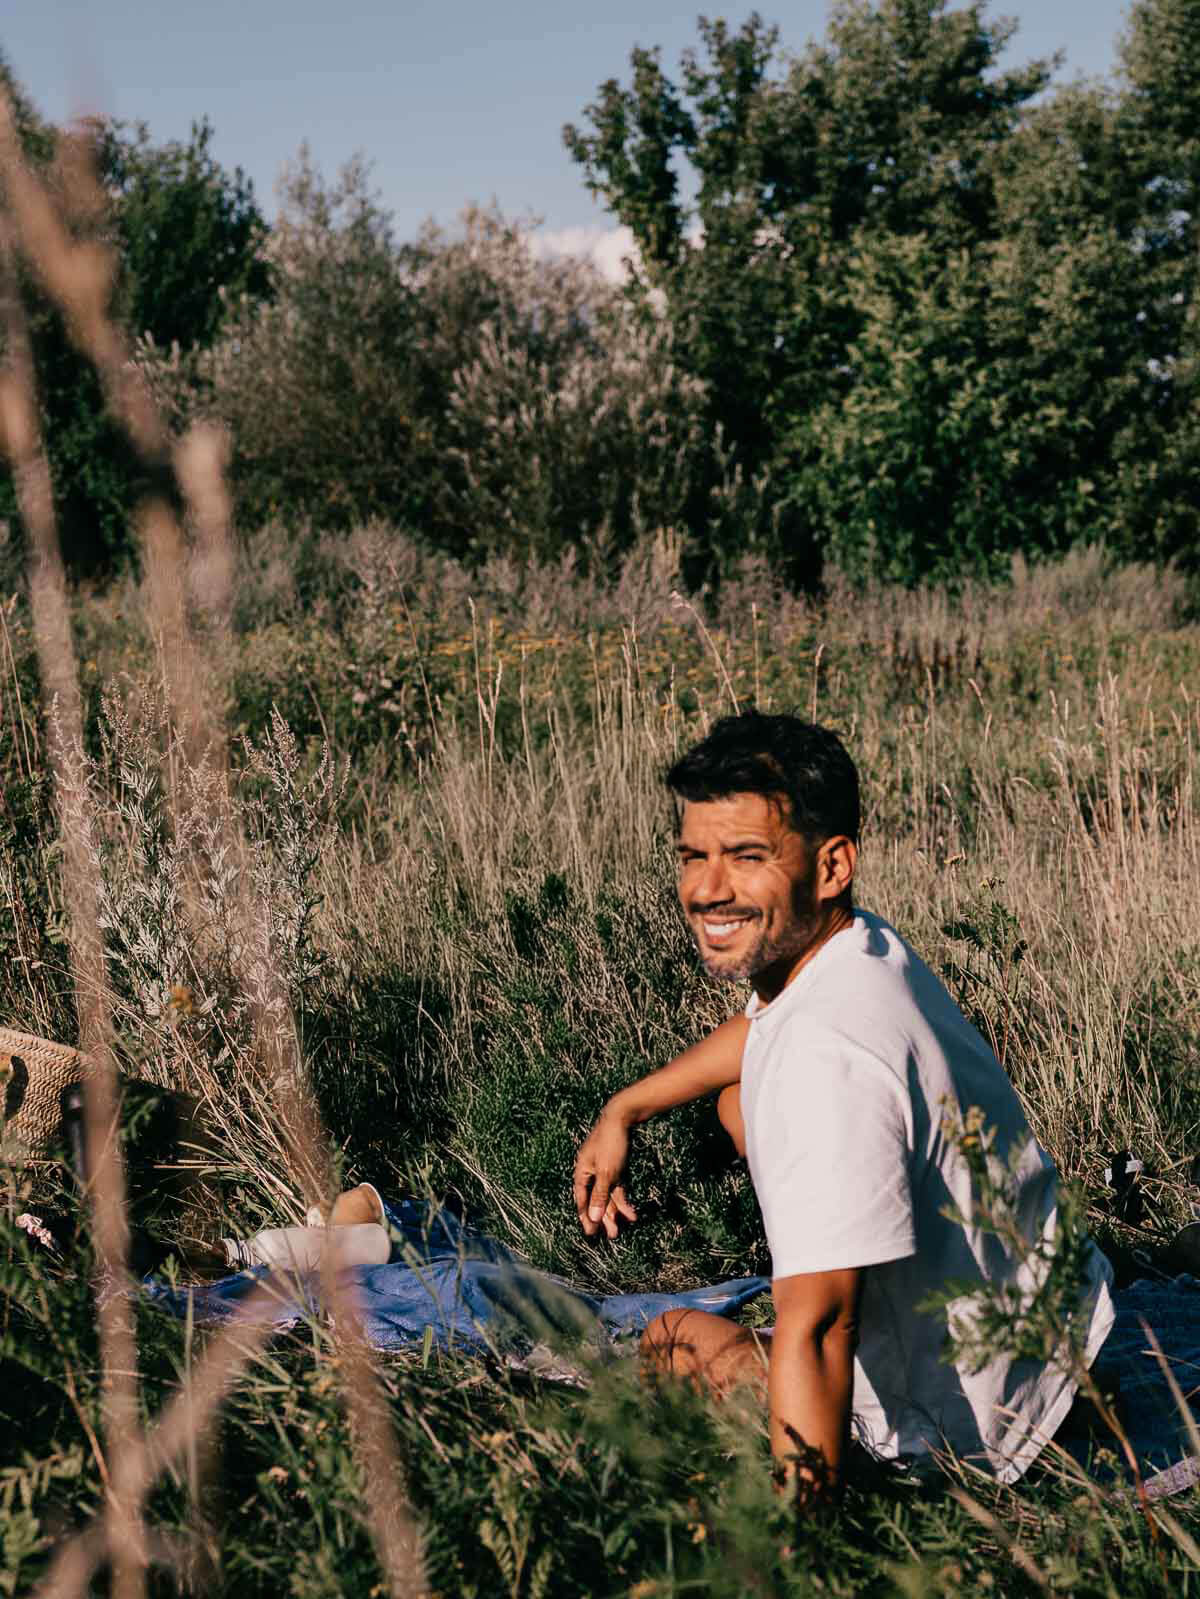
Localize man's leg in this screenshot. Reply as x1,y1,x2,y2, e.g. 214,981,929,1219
641,1308,768,1396
718,1084,746,1157
644,1092,760,1394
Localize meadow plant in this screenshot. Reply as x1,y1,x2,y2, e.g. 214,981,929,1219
926,1107,1101,1381
6,524,1200,1592
1,103,425,1596
143,180,721,570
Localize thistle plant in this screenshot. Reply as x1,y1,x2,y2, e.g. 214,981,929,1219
240,705,344,1017
925,1106,1099,1381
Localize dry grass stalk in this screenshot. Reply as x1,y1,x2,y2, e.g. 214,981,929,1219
34,1281,281,1598
126,433,423,1582
318,1257,428,1593
948,1485,1052,1593
0,214,146,1598
1,94,428,1597
176,422,236,644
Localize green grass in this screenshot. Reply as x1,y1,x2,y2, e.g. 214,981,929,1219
3,538,1200,1594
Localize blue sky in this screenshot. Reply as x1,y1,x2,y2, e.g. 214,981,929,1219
10,1,1133,261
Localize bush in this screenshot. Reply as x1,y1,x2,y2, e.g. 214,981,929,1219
145,165,718,570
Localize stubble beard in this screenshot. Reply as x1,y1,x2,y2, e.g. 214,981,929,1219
695,908,820,984
689,845,824,985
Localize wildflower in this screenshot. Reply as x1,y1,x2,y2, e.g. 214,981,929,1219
16,1213,56,1251
168,983,196,1017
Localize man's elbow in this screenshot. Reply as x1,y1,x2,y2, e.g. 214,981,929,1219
771,1270,862,1355
774,1306,859,1362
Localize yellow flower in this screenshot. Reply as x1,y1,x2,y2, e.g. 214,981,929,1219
168,984,195,1017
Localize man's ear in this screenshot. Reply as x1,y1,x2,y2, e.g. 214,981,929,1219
816,836,857,902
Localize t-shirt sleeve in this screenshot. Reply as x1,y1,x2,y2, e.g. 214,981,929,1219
749,1025,916,1279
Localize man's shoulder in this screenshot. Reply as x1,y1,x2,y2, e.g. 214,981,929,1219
804,910,921,1007
765,910,958,1057
846,908,915,958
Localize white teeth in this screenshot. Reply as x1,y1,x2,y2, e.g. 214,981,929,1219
704,920,745,937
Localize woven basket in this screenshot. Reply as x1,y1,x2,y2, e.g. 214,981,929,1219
0,1025,95,1161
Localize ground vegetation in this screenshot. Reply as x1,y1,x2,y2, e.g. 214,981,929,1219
2,531,1200,1594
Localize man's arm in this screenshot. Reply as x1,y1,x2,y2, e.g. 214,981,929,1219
573,1015,750,1237
768,1268,863,1505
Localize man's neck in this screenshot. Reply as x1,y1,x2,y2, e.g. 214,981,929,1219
752,903,855,1005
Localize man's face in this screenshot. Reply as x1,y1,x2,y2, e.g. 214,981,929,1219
676,792,824,990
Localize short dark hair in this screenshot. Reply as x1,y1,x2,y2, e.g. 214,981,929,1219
665,712,860,844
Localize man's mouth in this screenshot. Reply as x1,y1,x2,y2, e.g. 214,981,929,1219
696,914,757,947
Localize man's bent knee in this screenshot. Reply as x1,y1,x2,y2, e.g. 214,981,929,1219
641,1307,766,1395
641,1308,694,1373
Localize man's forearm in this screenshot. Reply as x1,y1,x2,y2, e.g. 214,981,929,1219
605,1061,727,1127
606,1015,749,1127
767,1323,855,1503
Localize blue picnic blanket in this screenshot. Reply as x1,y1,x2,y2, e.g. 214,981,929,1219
142,1204,1200,1495
1064,1272,1200,1494
144,1198,770,1361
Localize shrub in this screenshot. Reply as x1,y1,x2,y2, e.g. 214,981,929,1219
142,164,725,572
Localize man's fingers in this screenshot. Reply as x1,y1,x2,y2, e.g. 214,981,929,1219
574,1118,633,1239
574,1166,600,1236
588,1177,611,1226
600,1187,638,1239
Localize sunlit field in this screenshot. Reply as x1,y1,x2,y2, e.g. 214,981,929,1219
4,525,1200,1595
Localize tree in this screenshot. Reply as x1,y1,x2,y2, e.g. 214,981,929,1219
783,73,1181,583
156,152,427,533
565,3,1053,583
567,2,1200,582
1110,0,1200,558
425,211,709,563
0,59,271,574
102,117,271,352
147,155,714,564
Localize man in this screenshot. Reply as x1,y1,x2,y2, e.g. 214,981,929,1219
573,712,1115,1502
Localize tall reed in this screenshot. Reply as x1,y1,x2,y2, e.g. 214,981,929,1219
0,97,427,1598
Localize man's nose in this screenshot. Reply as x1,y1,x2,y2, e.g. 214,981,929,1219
691,856,733,907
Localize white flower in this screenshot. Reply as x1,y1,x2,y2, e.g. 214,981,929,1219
15,1213,56,1251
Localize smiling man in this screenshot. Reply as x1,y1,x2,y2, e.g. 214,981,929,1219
573,711,1115,1503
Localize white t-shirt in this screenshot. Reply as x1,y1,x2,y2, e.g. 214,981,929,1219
741,909,1115,1483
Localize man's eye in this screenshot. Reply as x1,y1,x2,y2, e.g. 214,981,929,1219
735,853,764,863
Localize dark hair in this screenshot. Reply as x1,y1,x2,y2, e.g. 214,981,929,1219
665,711,860,844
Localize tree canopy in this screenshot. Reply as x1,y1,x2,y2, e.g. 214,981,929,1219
4,3,1199,587
0,54,271,575
566,0,1200,583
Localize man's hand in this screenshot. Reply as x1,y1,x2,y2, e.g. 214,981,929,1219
570,1018,748,1237
573,1108,639,1238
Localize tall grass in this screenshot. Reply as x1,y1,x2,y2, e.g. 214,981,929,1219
5,520,1199,1592
3,102,1200,1599
0,100,423,1598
